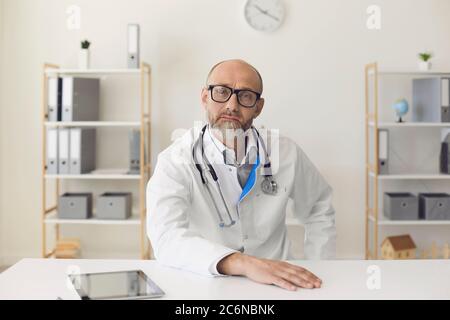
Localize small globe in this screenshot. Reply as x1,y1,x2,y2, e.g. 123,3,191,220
391,99,409,122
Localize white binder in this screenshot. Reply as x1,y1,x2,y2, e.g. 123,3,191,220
441,79,450,122
127,24,140,68
442,78,449,107
378,129,389,175
62,77,73,119
70,128,80,174
58,128,70,174
46,128,59,174
48,77,59,121
69,128,96,174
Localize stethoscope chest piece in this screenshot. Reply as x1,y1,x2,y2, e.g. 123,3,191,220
261,176,278,195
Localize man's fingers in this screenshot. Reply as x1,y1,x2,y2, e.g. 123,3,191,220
271,277,297,291
287,264,321,281
276,271,315,289
293,265,321,281
248,259,323,291
282,264,322,288
280,262,319,278
297,270,321,287
284,269,318,288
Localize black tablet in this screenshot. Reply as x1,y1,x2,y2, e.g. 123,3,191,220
68,270,165,300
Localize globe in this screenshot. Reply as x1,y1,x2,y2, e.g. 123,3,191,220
391,99,409,123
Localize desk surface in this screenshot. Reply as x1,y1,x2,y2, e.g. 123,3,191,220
0,258,449,299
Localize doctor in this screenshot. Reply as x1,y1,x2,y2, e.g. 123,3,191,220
147,59,336,291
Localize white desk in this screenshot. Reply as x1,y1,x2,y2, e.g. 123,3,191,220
0,258,449,299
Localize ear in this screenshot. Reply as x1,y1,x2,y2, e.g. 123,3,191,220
253,97,264,119
201,87,208,110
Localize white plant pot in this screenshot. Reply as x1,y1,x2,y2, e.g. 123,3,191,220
78,49,90,69
418,61,431,71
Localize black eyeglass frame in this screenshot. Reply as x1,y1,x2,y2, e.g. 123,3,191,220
207,84,262,108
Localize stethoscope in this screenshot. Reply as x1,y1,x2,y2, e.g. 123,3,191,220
192,124,277,228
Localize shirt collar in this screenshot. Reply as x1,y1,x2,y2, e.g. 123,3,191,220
205,125,258,167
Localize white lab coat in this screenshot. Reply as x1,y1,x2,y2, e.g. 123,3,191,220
146,126,336,276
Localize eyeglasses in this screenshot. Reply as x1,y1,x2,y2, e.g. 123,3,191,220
208,85,261,108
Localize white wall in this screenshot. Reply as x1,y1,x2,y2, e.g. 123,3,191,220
1,0,450,264
0,0,4,266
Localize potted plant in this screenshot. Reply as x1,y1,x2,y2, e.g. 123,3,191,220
418,52,433,71
79,39,91,69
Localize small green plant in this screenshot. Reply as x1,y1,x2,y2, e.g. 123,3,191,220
81,40,91,49
418,52,433,62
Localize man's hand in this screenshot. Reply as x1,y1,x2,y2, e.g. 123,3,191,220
217,253,322,291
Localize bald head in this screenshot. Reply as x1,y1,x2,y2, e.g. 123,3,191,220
206,59,263,93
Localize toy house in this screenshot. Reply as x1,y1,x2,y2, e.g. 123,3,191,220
381,235,416,260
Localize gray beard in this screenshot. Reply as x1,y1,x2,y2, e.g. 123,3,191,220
211,118,248,143
212,119,241,133
207,109,253,148
211,121,252,158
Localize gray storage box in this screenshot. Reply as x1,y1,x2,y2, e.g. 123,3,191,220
419,193,450,220
97,192,132,220
383,192,419,220
59,193,93,219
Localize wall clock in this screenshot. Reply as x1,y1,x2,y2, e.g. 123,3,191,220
244,0,285,32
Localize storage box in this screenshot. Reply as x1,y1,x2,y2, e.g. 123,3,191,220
383,193,419,220
97,192,132,220
419,193,450,220
58,193,93,219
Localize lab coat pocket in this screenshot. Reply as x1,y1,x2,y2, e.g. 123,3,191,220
252,181,288,241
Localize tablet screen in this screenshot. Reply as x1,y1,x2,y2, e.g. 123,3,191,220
69,270,165,300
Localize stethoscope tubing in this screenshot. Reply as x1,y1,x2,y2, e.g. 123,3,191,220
192,124,275,228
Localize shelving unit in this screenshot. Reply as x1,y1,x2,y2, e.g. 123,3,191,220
368,215,450,226
44,121,147,127
368,173,450,180
365,62,450,259
44,212,141,225
44,173,142,180
41,63,152,259
45,69,143,75
369,122,450,128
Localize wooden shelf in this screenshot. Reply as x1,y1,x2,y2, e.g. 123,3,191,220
41,61,152,260
44,68,148,75
45,168,144,180
369,172,450,180
369,121,450,128
368,69,450,76
368,215,450,226
365,62,450,260
45,173,141,180
44,121,147,127
45,212,141,225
